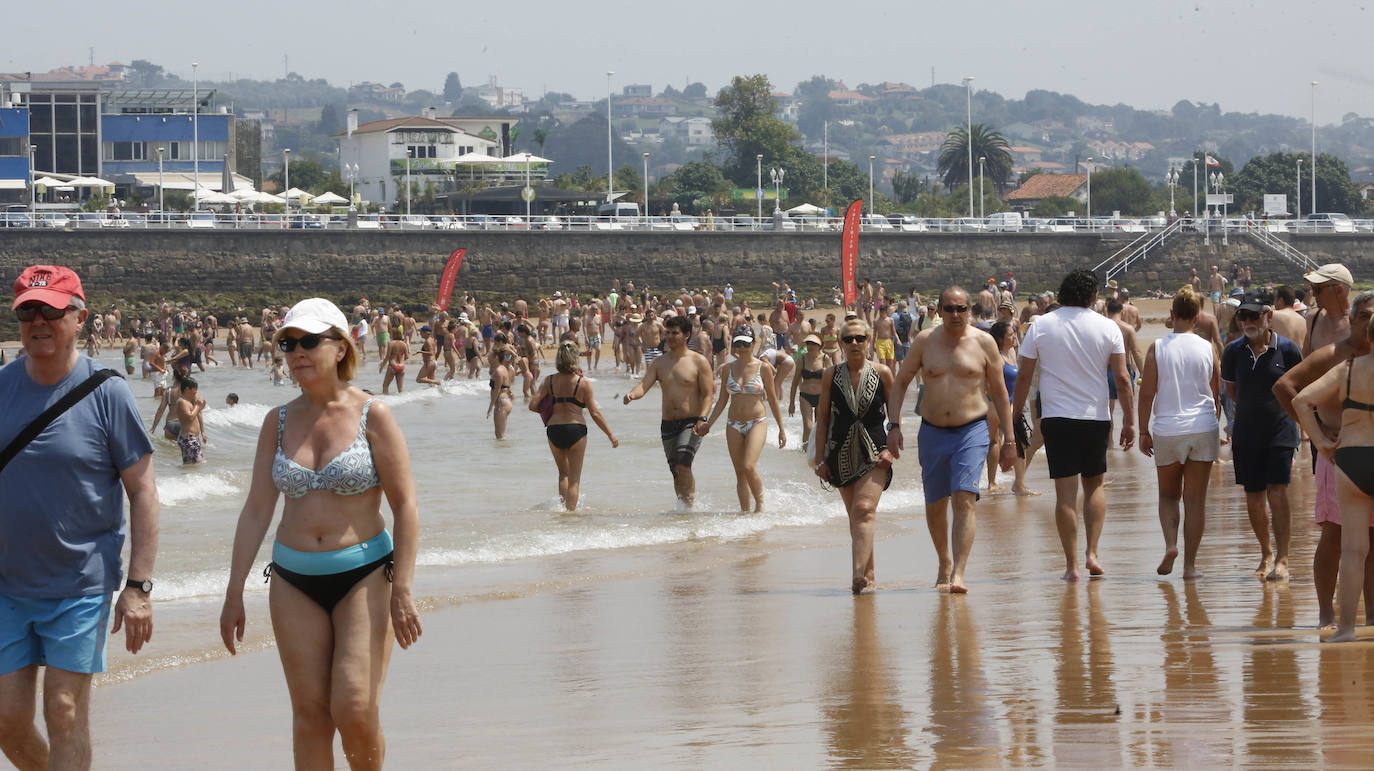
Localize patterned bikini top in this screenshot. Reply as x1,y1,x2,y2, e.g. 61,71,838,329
272,399,380,499
726,365,765,395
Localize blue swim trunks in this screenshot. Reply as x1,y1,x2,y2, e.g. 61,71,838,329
0,592,113,675
917,417,991,504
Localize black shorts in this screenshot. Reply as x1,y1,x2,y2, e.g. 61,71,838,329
1040,417,1110,479
1232,443,1295,493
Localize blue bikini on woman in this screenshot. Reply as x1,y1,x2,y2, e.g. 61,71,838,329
266,399,394,612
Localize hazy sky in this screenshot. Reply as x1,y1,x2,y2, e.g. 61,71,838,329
9,0,1370,125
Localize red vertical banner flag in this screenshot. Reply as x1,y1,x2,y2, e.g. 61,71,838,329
840,200,862,308
436,248,466,311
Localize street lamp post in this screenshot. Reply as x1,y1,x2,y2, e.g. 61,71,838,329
1166,167,1178,218
283,148,291,225
606,71,615,202
1311,80,1318,216
978,156,985,220
1192,153,1199,220
868,155,875,218
28,146,35,217
157,147,165,217
642,152,649,216
405,148,412,219
756,154,763,221
524,153,532,222
769,167,785,213
1210,171,1227,245
1296,157,1303,220
963,76,975,219
1085,156,1093,227
192,61,199,212
345,163,358,205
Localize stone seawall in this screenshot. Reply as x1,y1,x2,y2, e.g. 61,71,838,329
0,229,1366,306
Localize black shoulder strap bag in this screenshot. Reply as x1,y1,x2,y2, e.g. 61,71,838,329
0,369,122,474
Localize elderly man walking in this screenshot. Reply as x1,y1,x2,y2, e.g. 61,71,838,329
1011,268,1135,581
0,265,159,771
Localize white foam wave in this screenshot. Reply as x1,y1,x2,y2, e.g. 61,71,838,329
201,402,273,430
156,565,267,602
157,470,245,507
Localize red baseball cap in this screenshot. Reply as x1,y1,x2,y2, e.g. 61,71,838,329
13,265,86,310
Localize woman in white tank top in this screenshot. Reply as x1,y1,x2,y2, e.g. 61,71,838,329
1137,286,1221,581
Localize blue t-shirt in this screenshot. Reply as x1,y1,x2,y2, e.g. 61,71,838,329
1220,331,1303,448
0,355,154,598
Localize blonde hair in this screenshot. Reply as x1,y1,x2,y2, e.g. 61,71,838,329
1171,285,1201,321
842,318,871,336
556,340,580,373
334,327,359,381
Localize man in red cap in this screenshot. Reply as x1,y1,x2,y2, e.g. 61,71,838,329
0,265,160,770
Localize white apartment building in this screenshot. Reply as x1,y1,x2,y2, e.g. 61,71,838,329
335,111,505,209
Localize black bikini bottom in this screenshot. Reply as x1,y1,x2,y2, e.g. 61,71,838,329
546,423,589,450
801,392,820,408
1333,446,1374,497
266,554,393,614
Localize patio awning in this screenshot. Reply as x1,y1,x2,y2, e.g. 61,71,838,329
0,179,26,190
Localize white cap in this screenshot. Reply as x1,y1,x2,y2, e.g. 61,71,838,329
274,298,349,341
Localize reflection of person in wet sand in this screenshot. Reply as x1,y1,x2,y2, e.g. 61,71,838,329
889,287,1015,593
820,600,916,769
1137,286,1220,581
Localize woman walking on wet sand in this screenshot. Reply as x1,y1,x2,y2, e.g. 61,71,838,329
220,297,421,770
813,318,897,593
695,325,787,511
530,341,619,510
487,334,516,439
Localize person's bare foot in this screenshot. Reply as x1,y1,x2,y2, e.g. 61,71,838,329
852,576,869,595
1324,627,1358,643
949,573,968,594
1013,486,1041,496
986,483,1005,495
1182,569,1203,581
1062,568,1080,582
935,562,951,592
1086,555,1105,577
1265,560,1290,582
1157,547,1178,576
1254,555,1273,577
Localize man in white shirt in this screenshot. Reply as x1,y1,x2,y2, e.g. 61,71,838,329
1011,269,1136,581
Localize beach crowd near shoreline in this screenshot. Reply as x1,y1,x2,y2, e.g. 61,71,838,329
3,258,1374,769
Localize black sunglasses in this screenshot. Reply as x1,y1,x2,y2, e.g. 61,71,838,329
278,333,342,352
942,304,969,314
15,304,74,322
841,334,868,344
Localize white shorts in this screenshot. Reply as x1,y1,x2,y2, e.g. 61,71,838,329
1152,429,1219,466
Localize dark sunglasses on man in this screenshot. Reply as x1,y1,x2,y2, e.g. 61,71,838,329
14,303,76,322
278,332,342,353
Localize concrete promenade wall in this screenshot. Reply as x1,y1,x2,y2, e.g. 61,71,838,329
0,230,1368,306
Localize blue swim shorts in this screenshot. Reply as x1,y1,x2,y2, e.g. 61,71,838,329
917,417,991,504
0,592,113,675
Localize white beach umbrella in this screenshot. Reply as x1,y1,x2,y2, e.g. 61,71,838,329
283,187,313,201
311,191,348,205
502,152,554,164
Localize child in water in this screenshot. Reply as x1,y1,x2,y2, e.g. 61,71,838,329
269,357,287,385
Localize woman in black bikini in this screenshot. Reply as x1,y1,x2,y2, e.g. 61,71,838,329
1294,317,1374,642
789,333,827,450
812,318,898,594
487,334,517,439
220,298,421,768
530,340,618,510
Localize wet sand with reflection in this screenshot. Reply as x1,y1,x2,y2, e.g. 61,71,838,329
87,432,1374,769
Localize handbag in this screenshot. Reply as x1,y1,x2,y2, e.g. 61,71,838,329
0,369,122,474
537,378,555,426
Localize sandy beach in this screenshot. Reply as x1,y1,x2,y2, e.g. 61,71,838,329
18,295,1373,769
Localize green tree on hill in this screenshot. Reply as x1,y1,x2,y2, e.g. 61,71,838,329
1230,152,1364,215
712,74,801,186
1085,167,1153,215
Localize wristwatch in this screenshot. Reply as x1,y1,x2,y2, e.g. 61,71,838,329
126,578,153,594
885,421,901,432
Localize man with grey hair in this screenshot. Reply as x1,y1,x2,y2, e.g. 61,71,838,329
1222,289,1302,581
1303,263,1353,356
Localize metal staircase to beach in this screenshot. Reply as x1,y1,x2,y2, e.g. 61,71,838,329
1094,219,1319,281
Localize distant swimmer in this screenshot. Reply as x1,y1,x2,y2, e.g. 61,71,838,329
889,287,1015,593
623,315,714,507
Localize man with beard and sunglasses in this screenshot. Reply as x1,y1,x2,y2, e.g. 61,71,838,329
0,265,159,770
1222,289,1303,582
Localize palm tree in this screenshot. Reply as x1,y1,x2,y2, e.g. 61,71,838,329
937,123,1014,194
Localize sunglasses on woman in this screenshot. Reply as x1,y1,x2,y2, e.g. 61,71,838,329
14,304,74,322
841,334,868,344
278,332,342,352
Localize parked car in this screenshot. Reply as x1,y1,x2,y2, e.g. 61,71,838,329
186,212,216,229
533,216,563,230
985,211,1023,232
861,215,894,231
354,215,382,230
1303,212,1356,232
100,214,131,229
944,217,985,232
1,212,33,228
122,213,148,227
36,212,71,228
289,214,324,229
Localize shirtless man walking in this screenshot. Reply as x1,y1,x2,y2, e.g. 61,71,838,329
1207,266,1227,316
623,315,715,507
889,287,1016,592
873,303,897,370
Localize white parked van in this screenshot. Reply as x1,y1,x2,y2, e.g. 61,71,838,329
597,202,641,221
986,211,1023,232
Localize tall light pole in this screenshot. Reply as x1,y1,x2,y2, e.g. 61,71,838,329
524,152,532,222
822,120,829,204
978,155,985,220
868,155,875,218
1085,156,1093,226
345,163,358,205
770,166,785,213
1192,153,1199,219
405,148,412,218
1166,166,1178,218
283,148,290,224
756,153,763,220
963,75,975,219
28,145,35,217
1211,171,1227,245
192,61,200,212
1311,80,1318,216
1296,157,1303,220
641,152,649,216
157,147,165,216
606,71,615,202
